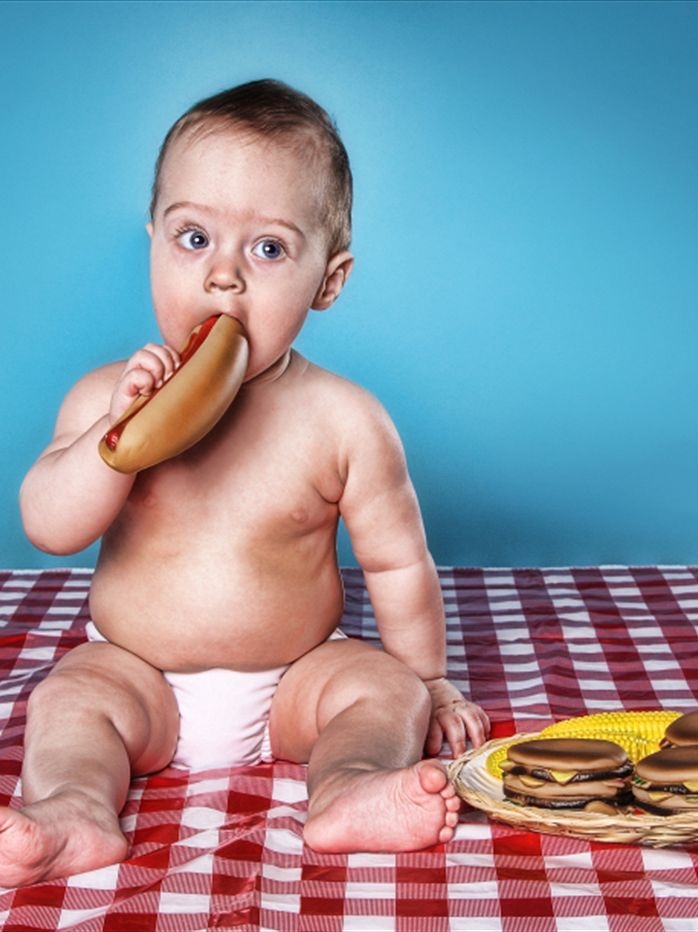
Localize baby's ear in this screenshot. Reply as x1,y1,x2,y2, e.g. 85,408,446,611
146,222,154,239
312,251,354,310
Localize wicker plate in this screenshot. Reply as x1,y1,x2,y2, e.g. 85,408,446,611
448,734,698,847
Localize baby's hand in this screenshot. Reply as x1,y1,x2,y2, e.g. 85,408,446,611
422,676,490,759
110,343,181,422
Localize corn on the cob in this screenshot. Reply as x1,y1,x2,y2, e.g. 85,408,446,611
486,710,681,780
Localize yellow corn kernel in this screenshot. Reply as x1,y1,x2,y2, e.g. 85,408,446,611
486,744,515,779
540,710,680,762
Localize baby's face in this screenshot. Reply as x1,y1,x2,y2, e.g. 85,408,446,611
148,127,351,381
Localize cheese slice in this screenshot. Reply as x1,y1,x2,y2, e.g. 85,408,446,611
549,770,577,785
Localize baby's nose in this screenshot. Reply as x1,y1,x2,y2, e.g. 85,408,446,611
204,259,245,293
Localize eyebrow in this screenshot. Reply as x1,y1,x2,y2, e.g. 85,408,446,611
162,201,305,237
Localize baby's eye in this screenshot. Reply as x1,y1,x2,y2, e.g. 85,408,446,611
252,239,285,261
177,228,209,251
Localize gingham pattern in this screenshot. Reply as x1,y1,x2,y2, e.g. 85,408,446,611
1,567,698,931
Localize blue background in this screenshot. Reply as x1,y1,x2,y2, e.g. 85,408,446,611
3,0,697,569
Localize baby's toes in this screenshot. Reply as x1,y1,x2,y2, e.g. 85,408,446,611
445,808,460,827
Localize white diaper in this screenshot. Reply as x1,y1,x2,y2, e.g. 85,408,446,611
85,621,346,771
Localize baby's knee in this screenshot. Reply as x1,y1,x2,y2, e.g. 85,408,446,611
393,664,431,718
26,650,178,771
355,651,431,717
27,646,151,727
27,662,108,723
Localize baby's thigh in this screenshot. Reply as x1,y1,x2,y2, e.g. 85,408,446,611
28,641,179,774
269,638,428,762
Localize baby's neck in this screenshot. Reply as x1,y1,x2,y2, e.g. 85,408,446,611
244,350,294,389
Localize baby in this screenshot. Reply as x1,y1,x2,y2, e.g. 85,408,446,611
8,79,489,886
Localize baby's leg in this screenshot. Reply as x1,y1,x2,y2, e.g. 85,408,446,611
0,641,178,886
269,640,460,853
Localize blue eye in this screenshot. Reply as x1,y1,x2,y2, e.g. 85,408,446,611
253,239,285,260
177,228,209,250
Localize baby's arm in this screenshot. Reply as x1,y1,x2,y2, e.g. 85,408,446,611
339,393,489,757
20,343,179,554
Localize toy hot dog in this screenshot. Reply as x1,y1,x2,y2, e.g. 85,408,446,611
99,314,248,473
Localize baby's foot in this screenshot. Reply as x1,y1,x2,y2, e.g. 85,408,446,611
303,759,460,853
0,791,128,887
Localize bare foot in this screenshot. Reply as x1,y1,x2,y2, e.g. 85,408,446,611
0,791,128,887
303,759,460,853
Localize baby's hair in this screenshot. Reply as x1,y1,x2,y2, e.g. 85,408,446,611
150,78,353,254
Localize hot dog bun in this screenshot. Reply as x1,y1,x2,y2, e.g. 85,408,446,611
99,314,248,473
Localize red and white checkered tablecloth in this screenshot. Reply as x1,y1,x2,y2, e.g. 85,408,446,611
1,566,698,931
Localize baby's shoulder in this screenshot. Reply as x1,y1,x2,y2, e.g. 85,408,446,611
299,357,387,417
296,356,399,442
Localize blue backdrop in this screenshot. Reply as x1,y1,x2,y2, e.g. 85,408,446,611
3,0,697,569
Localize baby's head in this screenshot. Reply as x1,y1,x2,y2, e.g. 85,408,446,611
150,79,353,256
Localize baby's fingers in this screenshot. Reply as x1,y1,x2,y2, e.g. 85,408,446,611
427,705,490,759
460,703,490,749
425,708,468,758
425,715,449,757
123,343,180,387
110,344,180,420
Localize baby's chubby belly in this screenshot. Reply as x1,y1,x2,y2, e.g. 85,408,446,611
89,478,345,672
90,548,345,672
